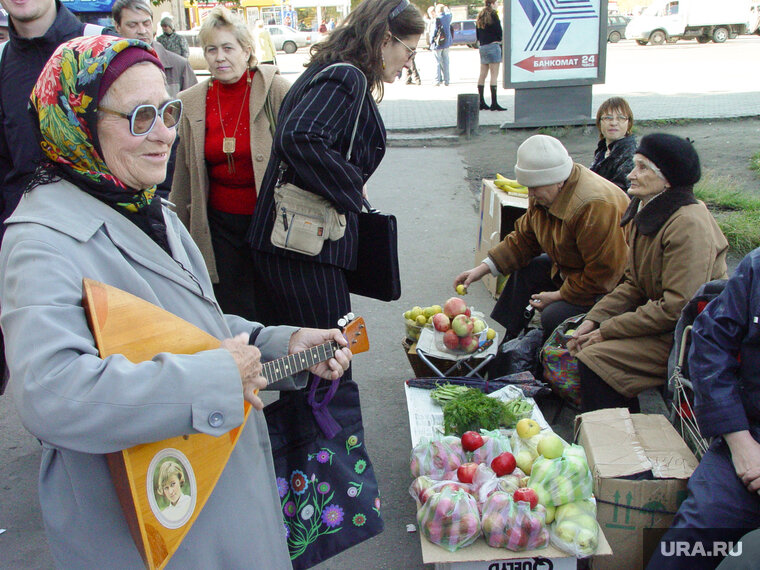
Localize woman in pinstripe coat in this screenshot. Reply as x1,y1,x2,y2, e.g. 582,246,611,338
248,0,423,335
247,0,424,532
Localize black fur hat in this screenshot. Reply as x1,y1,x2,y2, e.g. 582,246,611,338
635,133,701,187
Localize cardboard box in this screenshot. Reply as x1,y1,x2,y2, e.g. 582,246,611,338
575,408,699,570
474,180,529,298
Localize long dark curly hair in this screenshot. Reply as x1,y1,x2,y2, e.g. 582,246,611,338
308,0,425,101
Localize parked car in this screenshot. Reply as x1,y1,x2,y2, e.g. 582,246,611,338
450,19,478,48
607,14,631,42
265,25,312,53
175,28,208,72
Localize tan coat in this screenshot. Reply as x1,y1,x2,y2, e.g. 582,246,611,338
488,164,630,306
578,201,728,397
170,66,290,282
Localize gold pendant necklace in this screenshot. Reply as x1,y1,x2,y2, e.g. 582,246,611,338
216,70,251,174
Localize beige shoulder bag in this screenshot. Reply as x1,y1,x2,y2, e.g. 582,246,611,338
269,63,367,256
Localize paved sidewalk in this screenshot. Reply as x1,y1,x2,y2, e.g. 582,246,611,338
377,81,760,131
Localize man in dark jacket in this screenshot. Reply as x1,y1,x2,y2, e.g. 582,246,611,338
647,248,760,569
0,0,108,240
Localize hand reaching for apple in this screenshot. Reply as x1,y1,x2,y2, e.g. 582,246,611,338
724,430,760,494
454,262,490,290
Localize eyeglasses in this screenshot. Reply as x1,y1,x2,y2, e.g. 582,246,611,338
392,34,417,61
601,114,629,123
98,99,183,136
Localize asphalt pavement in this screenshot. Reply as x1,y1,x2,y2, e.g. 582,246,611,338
2,37,760,570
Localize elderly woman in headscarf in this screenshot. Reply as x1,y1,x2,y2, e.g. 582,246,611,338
568,134,728,412
0,35,351,568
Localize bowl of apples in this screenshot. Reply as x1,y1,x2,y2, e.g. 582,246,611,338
433,297,491,354
402,304,441,342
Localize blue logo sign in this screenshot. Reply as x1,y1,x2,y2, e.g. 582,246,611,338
519,0,597,51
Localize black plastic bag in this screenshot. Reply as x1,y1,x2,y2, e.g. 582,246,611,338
486,328,544,379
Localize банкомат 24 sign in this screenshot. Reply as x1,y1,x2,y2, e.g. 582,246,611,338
507,0,603,87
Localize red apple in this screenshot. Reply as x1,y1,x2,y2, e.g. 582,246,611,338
464,307,471,318
432,313,451,332
451,314,474,337
461,431,485,452
457,462,478,484
491,452,517,476
460,335,479,353
513,487,539,510
443,329,460,350
443,297,468,319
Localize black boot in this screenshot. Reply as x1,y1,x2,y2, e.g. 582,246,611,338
490,85,506,111
478,85,489,110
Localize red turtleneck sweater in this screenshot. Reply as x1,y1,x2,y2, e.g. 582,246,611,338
205,71,257,215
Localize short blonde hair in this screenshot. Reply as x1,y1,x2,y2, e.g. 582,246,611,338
199,6,257,67
157,460,185,492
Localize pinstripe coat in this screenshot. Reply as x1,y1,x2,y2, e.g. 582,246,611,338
247,62,386,271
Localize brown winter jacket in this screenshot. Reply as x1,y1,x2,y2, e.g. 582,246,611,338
487,164,630,306
170,66,290,282
578,196,728,397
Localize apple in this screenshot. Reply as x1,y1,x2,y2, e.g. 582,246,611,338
464,307,471,318
472,318,487,334
451,314,474,337
491,452,517,476
515,450,534,474
537,434,564,459
443,297,467,319
455,284,467,295
432,313,450,332
544,504,556,524
443,329,460,350
461,431,485,452
457,462,478,484
513,487,539,510
460,335,479,353
516,418,541,438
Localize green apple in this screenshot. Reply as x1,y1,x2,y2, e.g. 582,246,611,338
472,318,487,334
544,504,556,524
537,434,564,459
515,450,534,474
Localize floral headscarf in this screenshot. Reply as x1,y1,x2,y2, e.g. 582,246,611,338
30,35,165,212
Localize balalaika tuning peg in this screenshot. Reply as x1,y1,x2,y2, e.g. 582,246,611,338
345,312,355,321
337,317,348,328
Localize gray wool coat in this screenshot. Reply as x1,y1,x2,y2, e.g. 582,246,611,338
0,180,303,568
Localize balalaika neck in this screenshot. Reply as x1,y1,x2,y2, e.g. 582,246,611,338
262,340,339,385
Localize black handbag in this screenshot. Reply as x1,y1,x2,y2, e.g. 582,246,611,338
345,198,401,302
264,379,383,569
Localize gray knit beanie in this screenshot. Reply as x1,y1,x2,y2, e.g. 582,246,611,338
514,135,574,187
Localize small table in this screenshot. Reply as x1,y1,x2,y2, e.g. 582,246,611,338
413,328,497,379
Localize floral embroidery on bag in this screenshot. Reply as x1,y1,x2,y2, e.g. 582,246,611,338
346,435,361,453
354,459,367,474
347,482,363,497
352,513,367,527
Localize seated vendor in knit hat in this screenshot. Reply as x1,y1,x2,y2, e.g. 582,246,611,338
455,134,630,342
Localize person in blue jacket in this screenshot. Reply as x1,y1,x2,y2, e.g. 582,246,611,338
647,248,760,569
432,3,452,86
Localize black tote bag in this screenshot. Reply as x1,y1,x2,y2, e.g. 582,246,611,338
345,198,401,302
264,379,383,569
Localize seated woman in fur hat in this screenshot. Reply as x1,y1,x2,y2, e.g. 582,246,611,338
568,133,728,412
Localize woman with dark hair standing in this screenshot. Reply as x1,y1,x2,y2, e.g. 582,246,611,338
247,2,424,558
248,0,424,331
476,0,506,111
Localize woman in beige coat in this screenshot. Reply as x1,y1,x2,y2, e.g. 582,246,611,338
170,7,289,319
568,134,728,412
